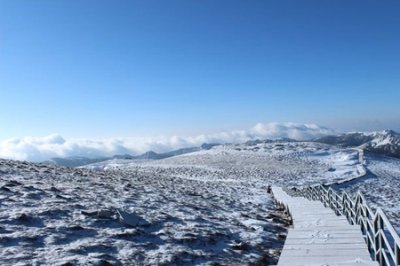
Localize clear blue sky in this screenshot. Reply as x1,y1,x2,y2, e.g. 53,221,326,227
1,0,399,140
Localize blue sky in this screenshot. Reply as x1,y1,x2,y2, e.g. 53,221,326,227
1,0,399,140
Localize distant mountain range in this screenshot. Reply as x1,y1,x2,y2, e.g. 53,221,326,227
244,137,297,146
315,130,400,158
43,143,219,167
44,130,400,167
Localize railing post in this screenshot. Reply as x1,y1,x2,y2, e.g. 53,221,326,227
350,197,356,224
374,215,384,264
374,216,378,261
342,193,345,214
366,232,371,252
395,243,400,266
379,232,384,266
335,193,340,215
327,189,331,208
315,187,318,201
343,193,351,224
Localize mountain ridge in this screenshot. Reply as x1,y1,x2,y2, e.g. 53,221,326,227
43,130,400,167
43,143,220,167
315,129,400,158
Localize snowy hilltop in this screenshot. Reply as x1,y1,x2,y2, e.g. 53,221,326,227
315,129,400,158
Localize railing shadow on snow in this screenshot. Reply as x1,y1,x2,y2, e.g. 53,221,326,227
285,185,400,266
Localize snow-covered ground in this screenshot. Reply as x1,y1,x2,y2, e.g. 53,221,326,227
89,142,400,234
334,153,400,233
1,141,398,265
0,159,288,265
88,142,365,187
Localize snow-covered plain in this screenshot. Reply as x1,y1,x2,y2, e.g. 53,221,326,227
0,158,289,265
89,142,365,187
1,141,398,265
89,141,400,234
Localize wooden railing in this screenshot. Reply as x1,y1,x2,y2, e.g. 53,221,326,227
272,189,293,226
286,185,400,266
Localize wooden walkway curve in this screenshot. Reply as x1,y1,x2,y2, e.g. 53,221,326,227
272,187,378,266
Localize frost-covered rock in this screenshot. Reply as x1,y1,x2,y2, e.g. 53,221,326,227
117,210,148,227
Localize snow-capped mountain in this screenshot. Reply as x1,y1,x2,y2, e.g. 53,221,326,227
315,130,400,158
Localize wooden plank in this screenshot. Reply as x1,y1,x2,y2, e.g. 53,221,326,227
286,235,364,241
294,222,353,227
278,255,378,265
292,214,347,218
280,248,371,256
283,243,369,249
287,228,363,234
285,237,366,245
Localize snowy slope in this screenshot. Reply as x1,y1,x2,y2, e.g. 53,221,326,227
361,130,400,158
333,153,400,233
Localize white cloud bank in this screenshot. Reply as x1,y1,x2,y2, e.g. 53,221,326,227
0,122,335,162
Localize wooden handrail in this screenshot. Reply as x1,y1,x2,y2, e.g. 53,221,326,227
286,185,400,266
272,190,293,226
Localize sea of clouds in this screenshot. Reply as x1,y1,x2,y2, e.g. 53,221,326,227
0,122,335,162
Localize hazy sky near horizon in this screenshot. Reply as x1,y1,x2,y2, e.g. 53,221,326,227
1,0,399,140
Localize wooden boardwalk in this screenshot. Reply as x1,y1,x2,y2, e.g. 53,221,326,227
272,187,378,266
